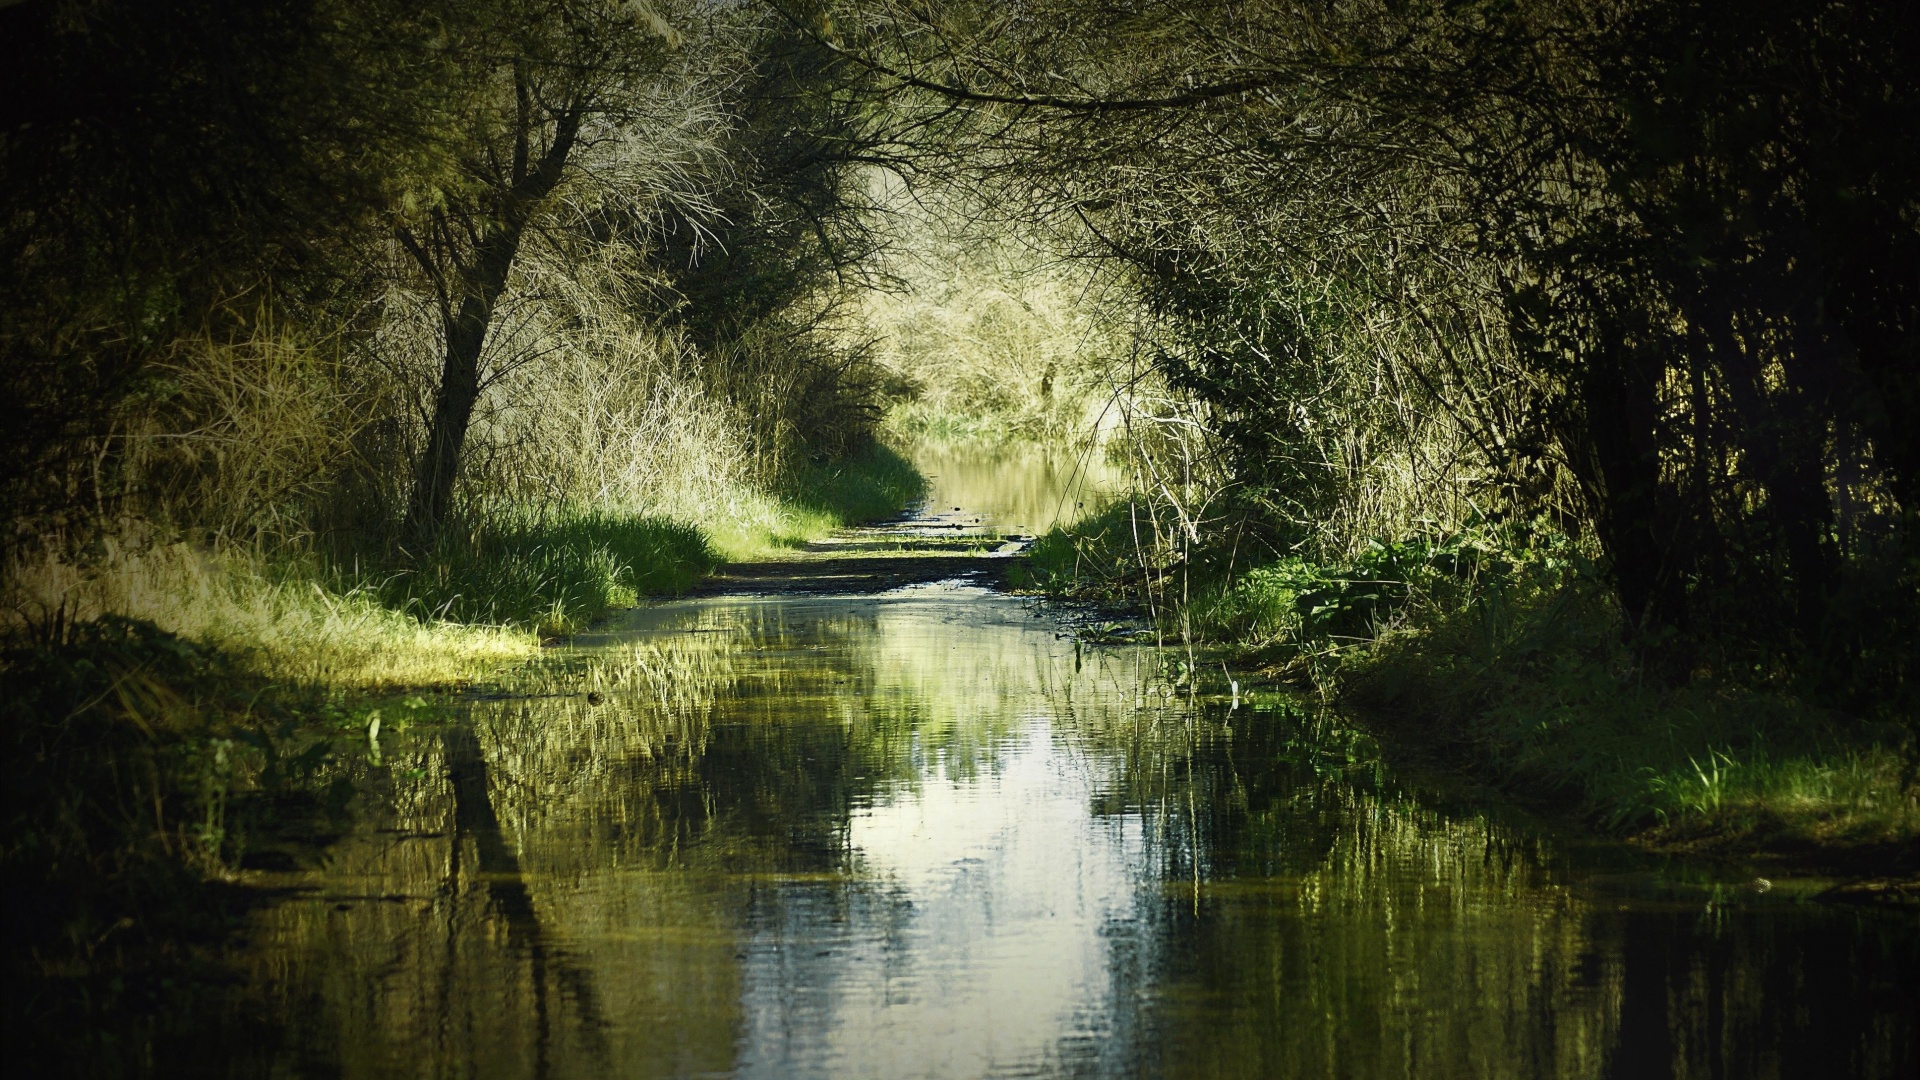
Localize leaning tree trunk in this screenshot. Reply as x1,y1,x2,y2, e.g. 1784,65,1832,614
404,233,524,541
400,107,583,543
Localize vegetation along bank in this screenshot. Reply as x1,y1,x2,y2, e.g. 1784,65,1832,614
5,0,1919,1066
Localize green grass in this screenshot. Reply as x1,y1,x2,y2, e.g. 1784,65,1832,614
1021,501,1920,858
1014,499,1157,599
1342,569,1920,851
364,443,925,638
7,444,926,695
377,442,930,636
376,510,716,636
781,440,927,526
657,440,926,561
7,542,538,689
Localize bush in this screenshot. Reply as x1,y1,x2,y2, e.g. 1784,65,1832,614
1189,527,1573,651
378,510,716,635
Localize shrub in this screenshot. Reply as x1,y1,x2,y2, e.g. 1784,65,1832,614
378,510,716,636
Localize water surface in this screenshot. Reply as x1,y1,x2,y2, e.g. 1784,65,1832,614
908,441,1125,532
206,456,1919,1078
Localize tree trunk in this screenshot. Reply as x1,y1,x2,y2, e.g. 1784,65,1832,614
403,234,522,538
403,236,520,541
400,106,584,543
1576,327,1691,647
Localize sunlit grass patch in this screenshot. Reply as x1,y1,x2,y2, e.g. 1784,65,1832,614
6,543,536,689
677,441,927,561
1634,746,1920,844
557,439,922,566
2,442,924,690
376,509,715,636
782,441,926,526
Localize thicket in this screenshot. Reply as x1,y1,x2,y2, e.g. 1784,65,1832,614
827,0,1920,849
0,0,932,1047
0,0,916,632
854,187,1134,448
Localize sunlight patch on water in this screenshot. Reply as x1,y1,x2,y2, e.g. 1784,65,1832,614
734,723,1140,1078
906,441,1126,533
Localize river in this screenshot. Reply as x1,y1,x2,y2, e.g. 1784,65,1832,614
190,445,1917,1078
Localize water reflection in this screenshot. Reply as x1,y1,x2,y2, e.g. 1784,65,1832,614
907,441,1125,532
223,584,1918,1078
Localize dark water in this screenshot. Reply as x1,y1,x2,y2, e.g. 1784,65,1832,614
199,579,1920,1079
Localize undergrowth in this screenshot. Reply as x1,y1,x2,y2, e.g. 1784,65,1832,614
1023,500,1920,858
0,614,430,1072
368,443,922,633
374,511,715,635
1342,563,1920,851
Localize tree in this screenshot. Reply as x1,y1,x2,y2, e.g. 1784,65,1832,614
819,0,1920,674
0,0,448,539
394,0,690,540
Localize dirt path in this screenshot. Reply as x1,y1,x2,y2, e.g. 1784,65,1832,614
694,505,1033,595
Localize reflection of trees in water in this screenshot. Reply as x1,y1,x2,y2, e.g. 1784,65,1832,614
234,722,662,1079
229,616,782,1078
229,596,1916,1078
1074,696,1919,1079
909,441,1128,532
486,594,1160,874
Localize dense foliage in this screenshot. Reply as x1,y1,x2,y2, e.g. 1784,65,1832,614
825,0,1919,711
0,0,902,563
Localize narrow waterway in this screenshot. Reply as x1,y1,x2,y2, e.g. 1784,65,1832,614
203,447,1916,1078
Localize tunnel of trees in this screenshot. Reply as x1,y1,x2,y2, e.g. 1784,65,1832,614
5,0,1914,677
2,0,1917,1062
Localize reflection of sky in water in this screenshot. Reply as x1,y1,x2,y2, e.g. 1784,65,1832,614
213,585,1920,1080
737,723,1142,1079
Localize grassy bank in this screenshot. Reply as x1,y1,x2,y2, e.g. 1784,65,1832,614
8,441,925,667
0,440,925,1064
1021,500,1920,869
782,441,927,527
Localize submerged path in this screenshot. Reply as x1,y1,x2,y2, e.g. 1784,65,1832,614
164,453,1920,1080
698,503,1034,595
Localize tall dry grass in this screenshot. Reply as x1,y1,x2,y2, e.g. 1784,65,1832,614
3,541,535,689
